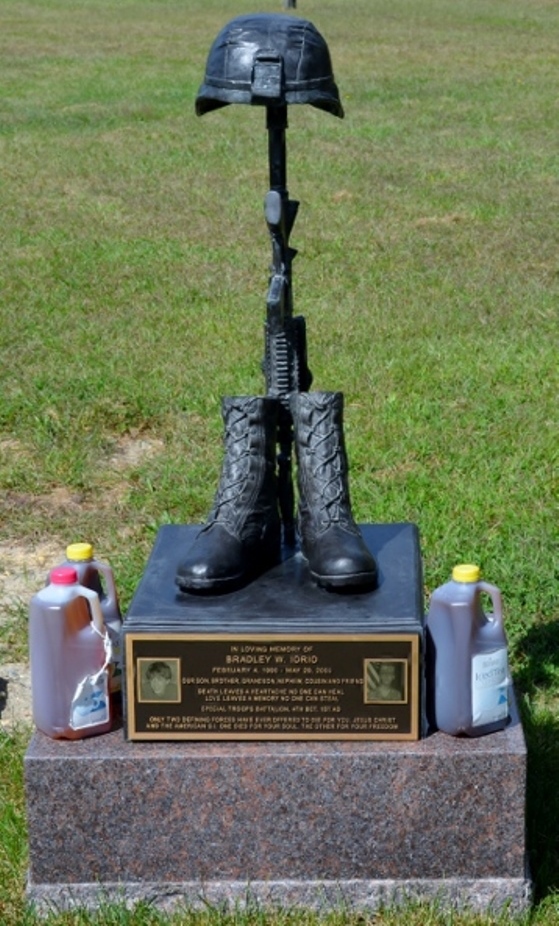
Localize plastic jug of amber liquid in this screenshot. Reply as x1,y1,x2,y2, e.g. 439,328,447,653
62,543,122,697
425,564,510,737
29,566,112,739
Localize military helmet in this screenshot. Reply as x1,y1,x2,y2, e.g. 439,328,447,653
195,13,344,118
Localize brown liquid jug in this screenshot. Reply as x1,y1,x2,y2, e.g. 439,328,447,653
61,543,122,697
29,566,112,739
426,564,510,736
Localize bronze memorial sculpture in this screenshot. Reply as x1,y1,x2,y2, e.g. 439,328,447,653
122,12,423,744
175,13,378,595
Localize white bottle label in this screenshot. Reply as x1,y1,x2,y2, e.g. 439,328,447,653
471,648,509,727
70,671,110,730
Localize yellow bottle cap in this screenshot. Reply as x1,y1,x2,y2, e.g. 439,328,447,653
66,542,94,562
452,564,480,583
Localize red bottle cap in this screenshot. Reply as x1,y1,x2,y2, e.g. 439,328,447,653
50,566,78,585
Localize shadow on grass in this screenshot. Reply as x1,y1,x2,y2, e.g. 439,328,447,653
514,620,559,903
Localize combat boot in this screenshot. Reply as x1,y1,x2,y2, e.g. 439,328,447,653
176,396,281,592
290,391,378,590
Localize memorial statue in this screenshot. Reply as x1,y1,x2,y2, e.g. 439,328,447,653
176,14,378,595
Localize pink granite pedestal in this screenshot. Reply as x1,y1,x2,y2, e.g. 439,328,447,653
24,694,531,915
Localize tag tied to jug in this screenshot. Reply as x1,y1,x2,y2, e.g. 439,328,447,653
175,14,378,595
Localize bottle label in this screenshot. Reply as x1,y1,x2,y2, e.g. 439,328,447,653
69,623,112,731
70,671,110,730
471,648,509,727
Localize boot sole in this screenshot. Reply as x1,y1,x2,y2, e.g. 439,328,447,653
310,569,378,591
176,571,246,594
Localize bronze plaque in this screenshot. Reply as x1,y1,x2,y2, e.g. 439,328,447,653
125,633,420,741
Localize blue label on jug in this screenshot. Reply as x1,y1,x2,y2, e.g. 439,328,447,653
70,671,110,730
471,649,509,726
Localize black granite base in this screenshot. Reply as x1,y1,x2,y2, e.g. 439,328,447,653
122,523,425,741
124,522,424,634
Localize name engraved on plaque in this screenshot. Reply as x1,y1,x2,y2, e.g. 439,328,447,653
125,633,420,741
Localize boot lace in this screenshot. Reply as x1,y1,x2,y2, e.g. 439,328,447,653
207,403,256,524
307,405,353,529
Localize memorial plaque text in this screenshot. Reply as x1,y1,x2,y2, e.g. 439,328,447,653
125,633,420,741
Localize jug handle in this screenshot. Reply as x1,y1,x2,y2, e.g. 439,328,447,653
96,563,120,616
478,581,503,626
78,586,106,635
79,585,113,676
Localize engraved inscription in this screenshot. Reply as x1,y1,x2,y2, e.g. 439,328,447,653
126,634,419,741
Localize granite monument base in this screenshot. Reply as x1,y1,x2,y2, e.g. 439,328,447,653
25,692,531,915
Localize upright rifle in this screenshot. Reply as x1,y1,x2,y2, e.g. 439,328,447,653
262,103,313,547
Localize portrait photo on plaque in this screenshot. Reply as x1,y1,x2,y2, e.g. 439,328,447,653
364,658,408,704
137,658,181,703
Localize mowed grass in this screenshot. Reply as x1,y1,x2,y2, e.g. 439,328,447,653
0,0,558,923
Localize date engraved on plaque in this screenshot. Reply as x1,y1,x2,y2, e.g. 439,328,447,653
125,633,420,741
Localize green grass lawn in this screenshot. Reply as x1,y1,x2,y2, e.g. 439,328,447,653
1,0,558,923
